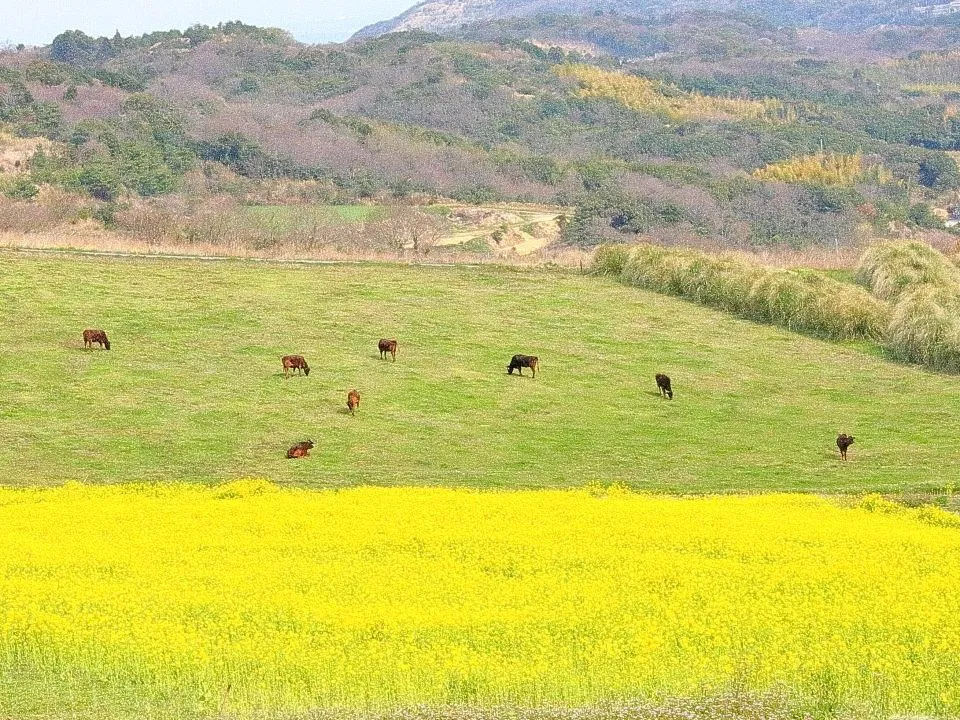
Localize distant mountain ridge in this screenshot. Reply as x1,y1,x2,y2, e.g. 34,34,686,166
351,0,956,37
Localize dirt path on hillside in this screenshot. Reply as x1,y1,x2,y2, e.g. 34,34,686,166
436,203,568,256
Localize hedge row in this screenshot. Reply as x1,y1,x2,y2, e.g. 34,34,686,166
596,240,960,374
856,241,960,373
592,244,889,341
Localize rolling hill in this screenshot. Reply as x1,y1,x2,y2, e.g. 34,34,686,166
352,0,960,38
0,5,958,255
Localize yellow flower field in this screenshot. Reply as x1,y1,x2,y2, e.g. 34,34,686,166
1,481,959,718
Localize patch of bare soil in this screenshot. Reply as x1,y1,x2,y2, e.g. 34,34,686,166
0,133,51,176
437,203,569,256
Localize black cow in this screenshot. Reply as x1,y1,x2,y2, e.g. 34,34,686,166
655,373,673,400
507,354,539,378
837,434,854,461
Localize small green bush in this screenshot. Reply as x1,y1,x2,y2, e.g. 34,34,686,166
590,244,631,276
4,177,40,200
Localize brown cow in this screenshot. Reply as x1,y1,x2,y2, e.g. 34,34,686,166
507,354,538,378
379,338,398,361
281,355,310,378
655,373,673,400
286,440,315,459
837,433,855,461
83,329,110,350
347,389,361,416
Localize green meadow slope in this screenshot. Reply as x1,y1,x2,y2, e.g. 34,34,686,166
1,251,958,492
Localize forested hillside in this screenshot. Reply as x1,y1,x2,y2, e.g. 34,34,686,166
1,7,959,253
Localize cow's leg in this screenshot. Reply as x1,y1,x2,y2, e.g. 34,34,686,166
391,350,396,362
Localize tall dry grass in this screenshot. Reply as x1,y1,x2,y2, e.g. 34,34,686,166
854,240,960,302
0,189,83,233
856,240,960,373
604,239,960,373
597,243,889,341
887,286,960,372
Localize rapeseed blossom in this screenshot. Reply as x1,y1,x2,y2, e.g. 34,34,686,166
0,483,958,717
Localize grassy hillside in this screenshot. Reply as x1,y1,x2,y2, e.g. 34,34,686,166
1,15,959,254
2,250,959,492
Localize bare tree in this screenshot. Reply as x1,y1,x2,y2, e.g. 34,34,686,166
369,207,445,256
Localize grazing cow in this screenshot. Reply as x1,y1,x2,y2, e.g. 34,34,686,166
347,389,361,415
286,440,315,459
507,354,539,378
378,338,398,362
82,329,110,350
281,355,310,378
837,433,855,461
655,373,673,400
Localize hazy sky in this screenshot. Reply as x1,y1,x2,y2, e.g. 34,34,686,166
0,0,417,47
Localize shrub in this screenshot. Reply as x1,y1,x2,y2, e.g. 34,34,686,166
451,185,502,205
907,203,943,229
4,177,40,200
854,241,960,302
79,159,121,201
604,244,888,340
887,285,960,372
855,241,960,373
682,255,766,314
618,244,696,296
747,270,889,339
590,243,631,276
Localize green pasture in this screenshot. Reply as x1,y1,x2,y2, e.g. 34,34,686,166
1,251,958,492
